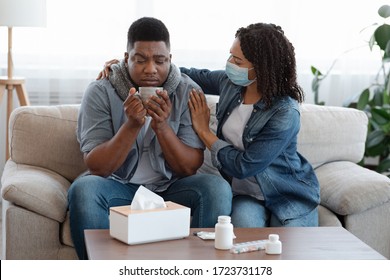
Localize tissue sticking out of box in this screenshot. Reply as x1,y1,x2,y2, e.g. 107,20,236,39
130,185,166,210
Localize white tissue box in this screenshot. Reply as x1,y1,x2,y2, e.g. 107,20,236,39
109,201,191,245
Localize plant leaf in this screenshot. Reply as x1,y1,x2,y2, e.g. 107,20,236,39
371,107,390,125
384,41,390,59
365,130,388,157
366,141,387,157
311,66,322,76
372,88,385,106
366,130,386,148
377,158,390,173
381,121,390,134
374,24,390,51
383,84,390,105
378,5,390,18
357,88,370,110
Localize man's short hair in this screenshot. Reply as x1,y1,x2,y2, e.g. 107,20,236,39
127,17,170,50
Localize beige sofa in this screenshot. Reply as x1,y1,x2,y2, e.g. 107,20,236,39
2,95,390,259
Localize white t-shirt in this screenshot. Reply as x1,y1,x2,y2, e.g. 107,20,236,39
130,117,165,184
222,103,264,200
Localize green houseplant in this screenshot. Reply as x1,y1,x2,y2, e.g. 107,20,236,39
356,5,390,175
311,5,390,176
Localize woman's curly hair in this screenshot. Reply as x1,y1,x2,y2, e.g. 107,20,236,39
236,23,304,109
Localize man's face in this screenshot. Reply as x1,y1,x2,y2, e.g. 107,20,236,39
126,41,171,87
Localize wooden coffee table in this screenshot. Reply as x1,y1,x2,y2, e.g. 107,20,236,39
84,227,386,260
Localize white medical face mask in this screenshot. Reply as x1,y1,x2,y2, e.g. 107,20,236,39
225,61,256,86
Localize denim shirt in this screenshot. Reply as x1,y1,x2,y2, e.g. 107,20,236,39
180,67,320,222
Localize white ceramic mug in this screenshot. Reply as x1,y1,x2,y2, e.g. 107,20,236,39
138,87,163,102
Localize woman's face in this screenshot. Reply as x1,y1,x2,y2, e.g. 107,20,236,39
228,38,256,81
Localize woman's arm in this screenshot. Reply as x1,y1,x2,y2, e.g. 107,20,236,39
180,67,226,96
216,107,301,179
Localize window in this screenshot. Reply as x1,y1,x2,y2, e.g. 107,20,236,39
0,0,387,106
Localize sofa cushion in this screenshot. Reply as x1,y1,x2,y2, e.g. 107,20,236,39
318,205,342,227
9,105,86,182
298,104,368,168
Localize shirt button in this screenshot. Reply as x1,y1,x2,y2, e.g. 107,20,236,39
253,109,257,113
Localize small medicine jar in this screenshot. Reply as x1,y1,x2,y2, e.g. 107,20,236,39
214,215,233,250
265,234,282,254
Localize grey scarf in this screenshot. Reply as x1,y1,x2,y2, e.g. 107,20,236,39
109,59,181,101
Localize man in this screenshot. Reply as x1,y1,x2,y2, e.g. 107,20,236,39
68,17,232,259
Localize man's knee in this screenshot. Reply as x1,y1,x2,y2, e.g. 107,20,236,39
68,175,105,203
200,174,232,198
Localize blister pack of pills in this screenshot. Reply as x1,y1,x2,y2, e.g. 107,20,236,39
194,231,216,240
194,231,237,240
230,239,268,254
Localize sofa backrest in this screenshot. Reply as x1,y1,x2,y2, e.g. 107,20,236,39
8,97,369,182
298,103,368,168
9,105,86,182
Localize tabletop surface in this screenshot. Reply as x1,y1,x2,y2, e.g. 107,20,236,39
85,227,386,260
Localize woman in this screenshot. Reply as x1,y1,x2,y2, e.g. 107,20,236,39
184,23,320,227
98,23,320,227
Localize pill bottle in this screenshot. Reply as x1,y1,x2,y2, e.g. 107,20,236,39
265,234,282,254
214,215,233,250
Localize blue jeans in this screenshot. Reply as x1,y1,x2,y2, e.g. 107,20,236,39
231,195,318,227
68,174,232,259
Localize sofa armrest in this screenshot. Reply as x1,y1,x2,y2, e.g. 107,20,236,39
315,161,390,215
1,160,71,223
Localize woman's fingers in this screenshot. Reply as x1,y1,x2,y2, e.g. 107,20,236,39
97,59,120,80
189,88,207,111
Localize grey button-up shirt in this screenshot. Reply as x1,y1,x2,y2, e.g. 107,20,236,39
77,74,204,192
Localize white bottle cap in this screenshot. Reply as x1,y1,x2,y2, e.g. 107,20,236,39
269,234,279,242
218,215,231,223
